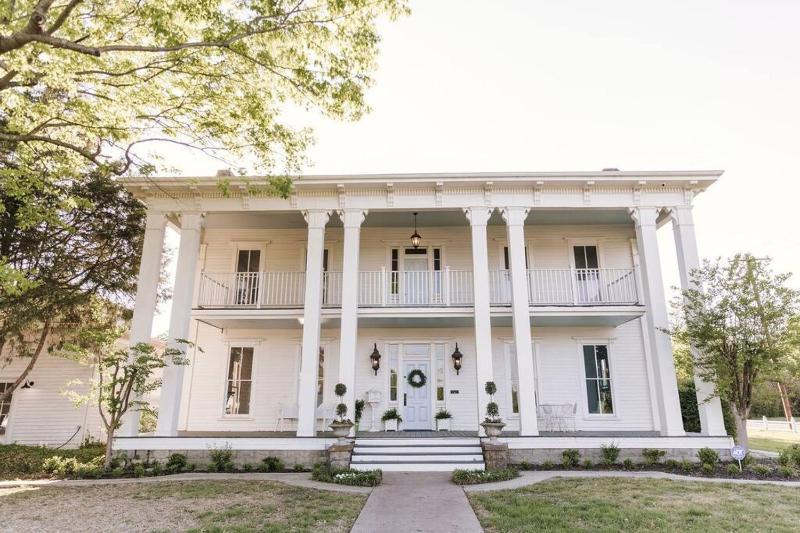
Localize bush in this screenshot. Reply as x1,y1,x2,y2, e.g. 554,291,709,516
680,460,694,474
750,464,772,477
1,443,105,479
150,461,163,476
261,456,284,473
697,447,720,466
582,459,594,469
311,463,382,487
355,399,366,423
133,464,146,477
600,443,620,466
519,461,531,471
726,463,741,476
701,463,715,475
209,446,234,472
541,460,554,469
779,465,796,478
242,463,254,472
293,464,305,472
778,444,800,468
435,409,453,420
452,468,519,485
664,459,680,471
381,408,402,422
165,453,188,474
562,449,580,468
642,448,666,465
678,380,736,436
622,459,635,471
42,456,79,477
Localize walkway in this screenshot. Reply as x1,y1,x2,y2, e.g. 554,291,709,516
351,472,482,533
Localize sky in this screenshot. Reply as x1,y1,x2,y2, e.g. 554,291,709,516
152,0,800,334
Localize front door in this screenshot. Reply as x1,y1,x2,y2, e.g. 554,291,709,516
403,361,431,430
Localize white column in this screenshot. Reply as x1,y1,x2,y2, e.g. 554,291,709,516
501,207,539,436
629,207,685,436
156,212,204,436
669,206,727,436
119,209,166,437
296,210,330,437
337,209,366,432
464,207,495,430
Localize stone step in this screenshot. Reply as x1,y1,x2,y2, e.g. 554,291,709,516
351,461,485,472
352,454,485,463
354,438,481,447
353,445,482,455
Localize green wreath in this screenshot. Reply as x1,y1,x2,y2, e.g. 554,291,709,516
407,369,427,388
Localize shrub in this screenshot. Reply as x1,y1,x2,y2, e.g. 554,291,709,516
165,453,188,474
452,468,519,485
541,460,555,469
779,465,796,478
293,463,306,472
778,444,800,468
150,461,163,476
435,409,453,420
642,448,666,465
664,459,679,471
582,459,594,469
381,408,402,422
311,463,382,487
42,456,80,477
0,443,105,479
622,459,635,471
133,464,146,478
187,463,196,472
701,463,714,475
209,446,234,472
484,381,497,396
242,463,253,472
334,383,347,397
680,460,694,474
519,461,531,471
726,463,741,476
355,399,366,423
697,447,719,466
600,443,620,466
562,449,580,468
750,464,772,477
261,456,284,473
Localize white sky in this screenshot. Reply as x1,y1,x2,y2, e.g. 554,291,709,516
152,0,800,335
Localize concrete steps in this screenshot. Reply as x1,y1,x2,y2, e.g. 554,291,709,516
351,437,485,472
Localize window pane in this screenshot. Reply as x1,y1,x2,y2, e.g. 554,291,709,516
599,380,613,414
435,344,445,402
508,344,520,414
596,345,610,380
583,344,613,415
586,381,600,414
583,346,597,378
433,248,441,271
503,247,510,270
225,347,253,415
0,382,11,426
585,246,599,269
248,250,261,272
389,344,398,401
573,246,587,269
317,347,325,407
237,251,249,272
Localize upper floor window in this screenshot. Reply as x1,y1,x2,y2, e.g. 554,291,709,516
235,250,261,305
573,245,599,270
0,383,12,432
583,344,613,414
503,246,529,269
236,249,261,273
225,347,253,415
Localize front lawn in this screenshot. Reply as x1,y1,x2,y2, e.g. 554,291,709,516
748,429,800,453
0,443,104,479
0,480,366,532
468,478,800,532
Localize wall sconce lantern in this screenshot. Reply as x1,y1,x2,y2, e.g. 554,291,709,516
369,343,381,375
21,380,34,389
409,212,422,249
451,343,463,375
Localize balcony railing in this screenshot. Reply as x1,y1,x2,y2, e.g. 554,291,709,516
197,268,639,308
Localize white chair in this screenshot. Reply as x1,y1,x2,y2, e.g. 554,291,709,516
275,403,298,432
553,403,577,432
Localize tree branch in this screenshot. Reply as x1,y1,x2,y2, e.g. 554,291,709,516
0,319,51,404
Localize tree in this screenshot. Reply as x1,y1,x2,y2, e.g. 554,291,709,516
1,0,408,179
672,254,800,447
62,302,192,467
0,173,147,404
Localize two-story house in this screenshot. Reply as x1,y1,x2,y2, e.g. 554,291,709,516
114,171,733,471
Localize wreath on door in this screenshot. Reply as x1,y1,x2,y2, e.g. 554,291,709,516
406,369,427,388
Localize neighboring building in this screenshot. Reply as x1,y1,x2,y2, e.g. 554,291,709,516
115,171,733,470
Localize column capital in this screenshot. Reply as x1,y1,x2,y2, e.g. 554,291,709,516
463,206,493,226
500,206,531,226
337,209,368,228
144,209,167,230
178,211,205,230
628,206,659,227
303,209,331,228
665,205,694,226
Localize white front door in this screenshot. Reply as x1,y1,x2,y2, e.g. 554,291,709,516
403,361,431,429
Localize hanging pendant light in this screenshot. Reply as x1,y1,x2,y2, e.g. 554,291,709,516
410,212,422,249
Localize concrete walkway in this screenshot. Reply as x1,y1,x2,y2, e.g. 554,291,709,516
0,472,371,494
351,472,482,533
464,470,800,492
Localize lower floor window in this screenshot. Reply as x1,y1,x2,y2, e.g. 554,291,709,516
583,344,613,414
225,347,253,415
0,382,12,430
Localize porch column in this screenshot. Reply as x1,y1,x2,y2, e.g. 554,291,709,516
120,209,166,437
464,207,495,431
669,206,727,436
337,209,367,432
297,210,331,437
629,207,685,436
501,207,539,436
156,212,204,436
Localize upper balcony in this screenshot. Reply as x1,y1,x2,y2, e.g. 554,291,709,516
197,268,640,309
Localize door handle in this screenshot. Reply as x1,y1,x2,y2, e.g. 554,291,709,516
403,393,407,406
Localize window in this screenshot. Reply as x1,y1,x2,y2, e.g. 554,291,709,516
321,249,330,305
503,246,529,269
317,347,325,407
235,249,261,305
390,248,399,295
389,344,399,402
573,245,599,269
583,344,613,414
507,344,520,414
434,344,445,402
225,347,253,415
0,383,12,431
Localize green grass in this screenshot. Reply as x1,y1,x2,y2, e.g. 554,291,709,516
468,478,800,532
0,480,367,532
748,429,800,453
0,443,104,479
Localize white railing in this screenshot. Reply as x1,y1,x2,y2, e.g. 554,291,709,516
747,417,799,433
197,268,639,308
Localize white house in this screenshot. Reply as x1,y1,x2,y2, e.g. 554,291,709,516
114,170,733,471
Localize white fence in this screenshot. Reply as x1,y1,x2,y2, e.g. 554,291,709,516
747,417,799,433
198,268,640,308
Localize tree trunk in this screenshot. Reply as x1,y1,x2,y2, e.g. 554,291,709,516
104,427,115,469
731,402,749,448
0,321,51,404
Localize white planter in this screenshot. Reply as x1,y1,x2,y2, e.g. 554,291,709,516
384,419,399,432
436,418,452,431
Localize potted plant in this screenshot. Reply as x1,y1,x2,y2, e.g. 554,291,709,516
381,408,403,431
480,381,505,443
354,399,366,432
435,409,453,431
329,383,354,444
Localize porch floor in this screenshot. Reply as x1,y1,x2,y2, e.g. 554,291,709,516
174,430,664,438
